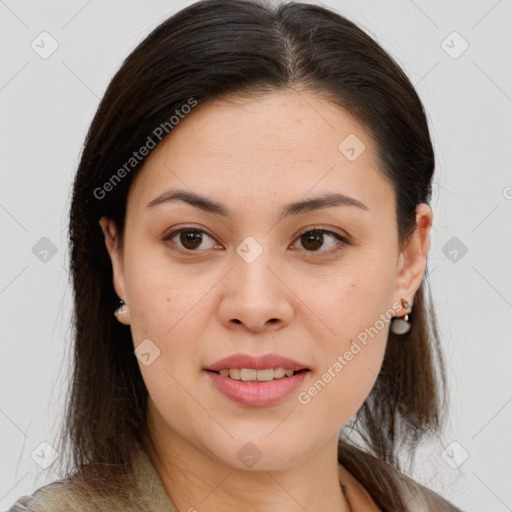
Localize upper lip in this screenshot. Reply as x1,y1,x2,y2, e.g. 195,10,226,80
204,353,310,372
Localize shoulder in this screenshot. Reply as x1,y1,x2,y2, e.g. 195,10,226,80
393,471,463,512
6,442,175,512
5,470,148,512
338,442,463,512
6,479,83,512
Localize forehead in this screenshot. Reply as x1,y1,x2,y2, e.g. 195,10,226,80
126,90,394,218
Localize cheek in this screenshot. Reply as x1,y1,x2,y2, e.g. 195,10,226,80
137,358,217,452
297,324,388,432
122,246,212,343
305,258,395,348
295,261,394,423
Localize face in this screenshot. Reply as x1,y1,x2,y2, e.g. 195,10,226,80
100,90,431,471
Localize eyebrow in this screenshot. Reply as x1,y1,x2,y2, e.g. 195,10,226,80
146,188,369,219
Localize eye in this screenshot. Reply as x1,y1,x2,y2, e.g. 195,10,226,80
162,225,348,256
291,227,348,255
163,227,219,253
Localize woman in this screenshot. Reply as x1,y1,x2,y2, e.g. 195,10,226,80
8,0,463,510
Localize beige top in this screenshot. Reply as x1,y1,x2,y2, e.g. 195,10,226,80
7,442,462,511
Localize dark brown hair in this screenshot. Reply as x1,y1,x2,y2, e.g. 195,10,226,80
57,0,447,510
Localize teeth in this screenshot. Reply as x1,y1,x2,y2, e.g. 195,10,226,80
273,367,285,378
217,367,300,381
240,368,257,381
229,368,240,379
255,369,274,381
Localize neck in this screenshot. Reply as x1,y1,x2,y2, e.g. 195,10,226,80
141,418,351,512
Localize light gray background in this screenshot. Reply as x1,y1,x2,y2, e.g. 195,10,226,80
1,1,511,511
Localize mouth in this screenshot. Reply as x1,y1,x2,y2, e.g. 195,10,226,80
203,353,311,406
203,355,310,406
206,367,310,382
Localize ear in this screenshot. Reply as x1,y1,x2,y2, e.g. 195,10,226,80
392,203,432,313
99,216,130,325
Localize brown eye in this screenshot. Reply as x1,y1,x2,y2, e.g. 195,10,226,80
294,228,347,255
164,228,217,252
300,230,324,251
179,229,203,250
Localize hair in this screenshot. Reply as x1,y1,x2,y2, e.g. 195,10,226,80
58,0,447,510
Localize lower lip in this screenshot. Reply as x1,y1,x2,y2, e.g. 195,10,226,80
204,370,309,407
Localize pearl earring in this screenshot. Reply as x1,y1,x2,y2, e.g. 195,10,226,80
390,298,411,335
114,299,128,316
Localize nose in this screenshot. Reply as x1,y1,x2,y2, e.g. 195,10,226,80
218,244,294,333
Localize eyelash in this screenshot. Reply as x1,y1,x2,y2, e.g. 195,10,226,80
162,225,349,257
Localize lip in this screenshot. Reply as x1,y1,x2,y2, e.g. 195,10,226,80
204,353,310,372
203,353,310,407
205,369,309,407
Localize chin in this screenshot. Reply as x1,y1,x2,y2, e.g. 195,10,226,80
206,436,309,472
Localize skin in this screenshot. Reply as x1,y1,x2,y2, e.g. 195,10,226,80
100,90,432,511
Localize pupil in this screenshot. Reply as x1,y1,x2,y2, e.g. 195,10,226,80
303,231,322,250
181,230,202,249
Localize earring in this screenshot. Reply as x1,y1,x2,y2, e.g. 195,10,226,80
114,299,128,316
390,297,411,335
